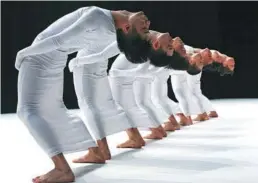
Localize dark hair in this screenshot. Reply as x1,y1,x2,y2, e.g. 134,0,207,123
203,62,234,76
116,28,151,64
219,66,234,76
148,49,190,70
187,64,202,75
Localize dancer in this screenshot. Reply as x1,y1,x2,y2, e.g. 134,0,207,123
170,37,235,122
70,43,151,160
108,31,204,147
187,49,218,121
149,66,182,131
15,6,151,183
68,12,151,161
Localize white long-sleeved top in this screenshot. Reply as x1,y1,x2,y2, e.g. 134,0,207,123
109,54,151,77
110,44,195,77
15,6,116,70
69,41,120,72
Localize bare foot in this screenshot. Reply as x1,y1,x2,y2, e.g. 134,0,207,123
193,114,204,121
72,147,105,164
203,112,210,120
144,128,163,139
168,115,181,130
178,114,193,126
163,121,177,131
193,113,209,122
32,168,75,183
125,128,146,146
97,138,111,160
157,125,167,137
133,128,146,146
117,139,142,148
209,111,218,118
139,138,146,146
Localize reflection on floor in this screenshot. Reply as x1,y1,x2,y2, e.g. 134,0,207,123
1,99,258,183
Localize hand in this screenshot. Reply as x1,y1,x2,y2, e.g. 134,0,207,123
189,53,204,70
223,57,235,71
211,50,223,63
200,48,212,64
172,37,186,55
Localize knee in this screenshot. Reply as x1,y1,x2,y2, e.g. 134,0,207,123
17,107,39,124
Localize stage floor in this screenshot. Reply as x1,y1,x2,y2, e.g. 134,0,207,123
1,99,258,183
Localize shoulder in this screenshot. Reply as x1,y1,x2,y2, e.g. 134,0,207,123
80,6,107,18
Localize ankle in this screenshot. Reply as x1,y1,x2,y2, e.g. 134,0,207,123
168,115,176,121
89,147,100,154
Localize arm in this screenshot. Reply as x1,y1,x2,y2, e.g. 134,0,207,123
147,65,164,74
123,62,151,75
18,9,99,57
210,50,227,63
69,41,120,72
110,61,151,76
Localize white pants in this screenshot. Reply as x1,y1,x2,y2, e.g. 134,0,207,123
187,72,214,113
171,72,201,116
134,77,168,125
17,51,96,158
151,72,181,117
73,61,132,141
109,76,160,128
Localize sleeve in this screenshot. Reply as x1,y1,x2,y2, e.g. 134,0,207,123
69,41,120,72
147,65,164,74
18,8,99,57
123,62,151,75
110,61,151,77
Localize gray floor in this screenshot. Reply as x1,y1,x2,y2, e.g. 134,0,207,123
1,99,258,183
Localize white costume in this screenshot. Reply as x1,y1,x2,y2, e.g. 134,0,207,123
149,66,182,117
187,71,215,113
109,54,161,128
70,42,132,141
170,46,202,116
134,75,168,124
15,6,119,157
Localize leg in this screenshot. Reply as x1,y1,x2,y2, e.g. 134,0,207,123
171,74,194,126
151,75,180,131
134,78,168,136
117,128,145,148
97,138,111,160
17,61,98,183
73,63,132,159
187,72,211,122
109,76,148,147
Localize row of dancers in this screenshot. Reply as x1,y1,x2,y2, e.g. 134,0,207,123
15,6,235,183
